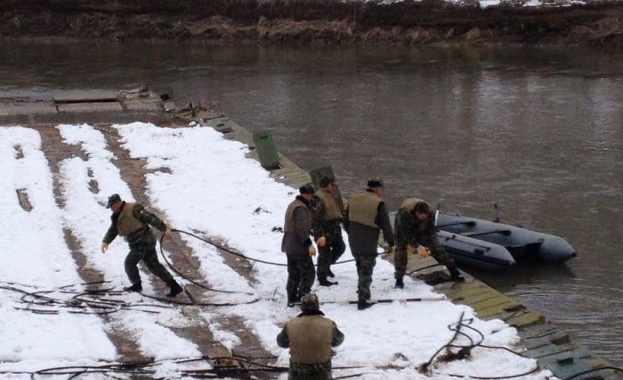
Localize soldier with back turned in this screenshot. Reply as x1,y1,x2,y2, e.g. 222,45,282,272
343,178,395,310
277,293,345,380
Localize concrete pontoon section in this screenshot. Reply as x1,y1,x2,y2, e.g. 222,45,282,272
0,88,175,126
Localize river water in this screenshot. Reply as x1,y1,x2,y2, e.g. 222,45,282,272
2,41,623,366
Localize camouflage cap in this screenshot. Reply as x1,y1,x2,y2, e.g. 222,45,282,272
299,183,315,195
319,175,334,188
367,177,384,188
300,293,320,311
105,193,121,208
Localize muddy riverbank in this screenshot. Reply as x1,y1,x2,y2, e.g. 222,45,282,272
2,0,623,48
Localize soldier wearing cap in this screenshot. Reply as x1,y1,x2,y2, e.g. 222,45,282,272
101,194,183,298
343,178,395,310
394,198,464,288
277,293,345,380
312,176,345,287
281,184,317,307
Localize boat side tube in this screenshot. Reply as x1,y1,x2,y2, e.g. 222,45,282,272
538,234,577,262
437,213,576,263
437,231,516,271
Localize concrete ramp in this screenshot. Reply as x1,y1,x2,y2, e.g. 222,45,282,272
0,88,175,126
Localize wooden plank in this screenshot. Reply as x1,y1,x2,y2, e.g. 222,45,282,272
524,342,578,359
453,290,504,305
517,324,560,340
473,298,520,314
442,281,490,299
504,310,545,328
538,355,593,380
470,294,519,309
474,300,517,319
520,336,552,350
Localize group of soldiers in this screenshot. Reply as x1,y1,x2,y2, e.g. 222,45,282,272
281,175,465,310
278,176,466,379
98,180,465,380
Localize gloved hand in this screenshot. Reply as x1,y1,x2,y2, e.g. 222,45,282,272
406,245,416,254
417,246,431,258
101,243,109,253
308,246,317,257
316,236,327,247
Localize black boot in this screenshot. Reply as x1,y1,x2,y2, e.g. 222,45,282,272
124,282,142,292
448,265,465,282
327,269,336,278
166,280,183,298
318,279,338,287
287,293,298,307
357,300,374,310
394,278,404,289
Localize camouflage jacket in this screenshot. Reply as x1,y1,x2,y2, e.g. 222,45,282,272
394,207,436,249
311,194,343,241
103,202,167,247
277,310,344,368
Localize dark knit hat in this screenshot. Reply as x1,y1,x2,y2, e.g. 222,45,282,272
300,293,320,311
367,177,384,188
319,175,334,188
105,194,121,208
299,183,315,195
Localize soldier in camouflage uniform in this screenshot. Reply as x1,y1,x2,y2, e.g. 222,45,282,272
101,194,183,298
343,178,395,310
281,184,317,307
277,293,345,380
312,176,345,287
394,198,464,288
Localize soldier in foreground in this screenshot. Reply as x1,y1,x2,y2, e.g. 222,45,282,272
343,178,395,310
101,193,183,297
281,184,317,307
312,176,346,287
394,198,464,288
277,293,345,380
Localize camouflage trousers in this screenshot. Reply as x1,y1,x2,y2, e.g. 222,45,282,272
353,252,377,302
125,242,174,285
289,360,332,380
394,239,454,280
286,254,316,302
317,229,345,281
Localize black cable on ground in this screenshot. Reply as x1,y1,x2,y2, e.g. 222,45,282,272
173,229,288,267
159,232,258,297
1,279,259,315
0,281,168,315
25,353,381,380
563,366,623,380
434,367,542,379
419,312,546,380
172,228,388,269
